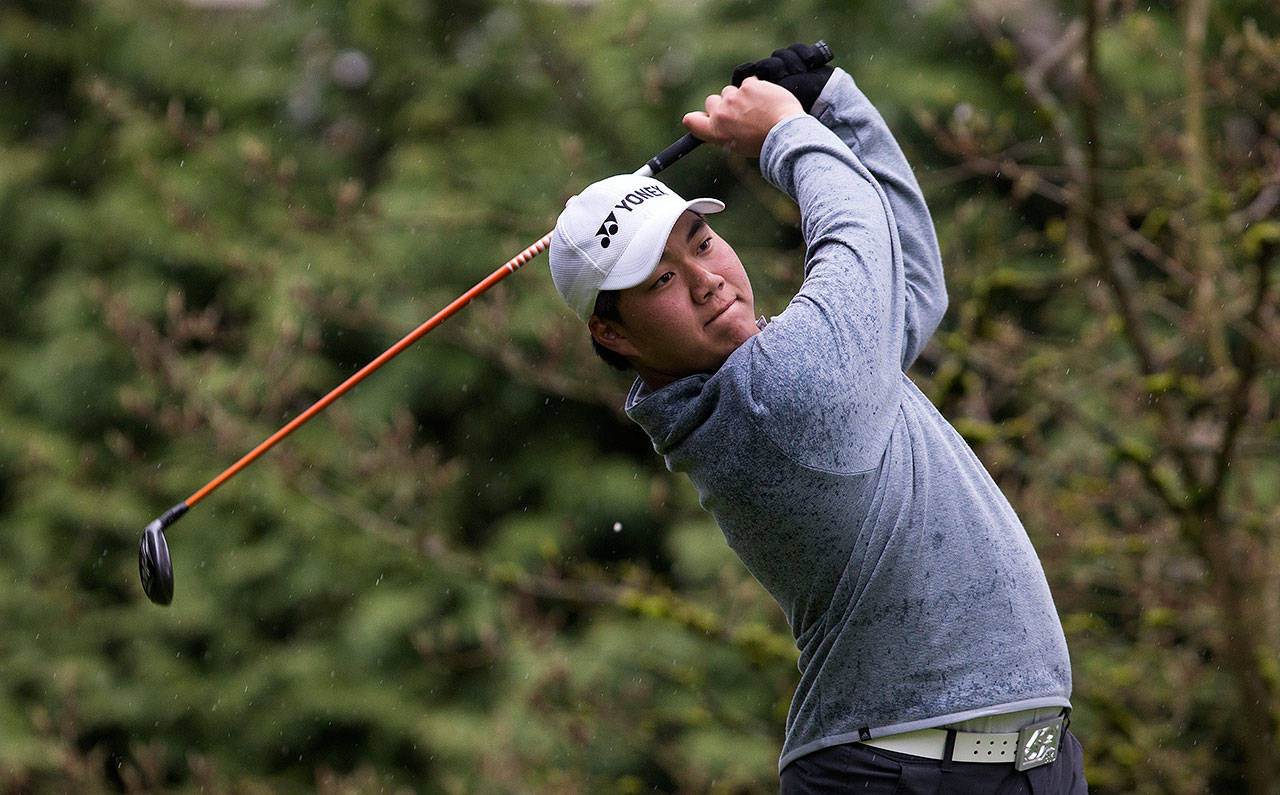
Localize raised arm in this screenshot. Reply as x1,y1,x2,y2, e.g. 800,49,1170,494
811,68,947,368
687,78,908,474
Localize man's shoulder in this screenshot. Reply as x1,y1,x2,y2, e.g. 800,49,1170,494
719,332,904,475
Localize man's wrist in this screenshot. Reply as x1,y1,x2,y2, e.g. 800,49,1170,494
807,67,846,121
762,113,812,163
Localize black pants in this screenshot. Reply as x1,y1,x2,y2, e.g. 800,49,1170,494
780,730,1087,794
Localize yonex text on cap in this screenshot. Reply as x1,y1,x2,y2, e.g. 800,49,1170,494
549,174,723,323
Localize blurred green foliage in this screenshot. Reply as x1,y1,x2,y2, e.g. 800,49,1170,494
2,0,1278,792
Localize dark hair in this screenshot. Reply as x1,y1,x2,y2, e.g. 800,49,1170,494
591,290,632,371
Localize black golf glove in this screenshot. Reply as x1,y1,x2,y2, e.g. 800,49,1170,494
732,43,834,114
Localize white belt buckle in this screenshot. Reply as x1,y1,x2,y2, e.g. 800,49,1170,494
1014,716,1064,771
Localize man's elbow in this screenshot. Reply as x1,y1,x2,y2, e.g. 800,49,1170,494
915,282,949,337
928,288,949,331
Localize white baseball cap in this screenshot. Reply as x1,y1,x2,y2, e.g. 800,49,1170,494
549,174,724,323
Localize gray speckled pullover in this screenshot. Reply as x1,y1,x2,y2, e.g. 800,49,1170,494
624,69,1072,771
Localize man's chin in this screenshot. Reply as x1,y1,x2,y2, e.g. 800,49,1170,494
725,316,762,346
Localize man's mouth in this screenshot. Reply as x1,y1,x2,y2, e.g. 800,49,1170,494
705,299,736,326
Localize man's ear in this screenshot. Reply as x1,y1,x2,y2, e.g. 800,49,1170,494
588,315,639,358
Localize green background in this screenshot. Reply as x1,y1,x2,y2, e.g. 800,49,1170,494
2,0,1278,792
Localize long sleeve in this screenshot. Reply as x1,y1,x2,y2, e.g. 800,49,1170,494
750,114,904,474
812,69,947,369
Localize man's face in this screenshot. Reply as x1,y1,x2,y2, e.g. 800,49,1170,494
590,211,758,386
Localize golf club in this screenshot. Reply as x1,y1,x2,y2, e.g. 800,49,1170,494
139,41,833,606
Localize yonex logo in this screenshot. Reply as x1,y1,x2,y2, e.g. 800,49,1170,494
596,212,619,248
614,185,668,211
594,185,668,249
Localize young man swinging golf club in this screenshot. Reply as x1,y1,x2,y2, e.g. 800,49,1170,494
549,45,1087,793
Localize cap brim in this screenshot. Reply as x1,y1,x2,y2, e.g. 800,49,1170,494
598,198,724,292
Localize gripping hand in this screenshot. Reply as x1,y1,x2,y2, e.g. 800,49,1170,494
731,42,834,113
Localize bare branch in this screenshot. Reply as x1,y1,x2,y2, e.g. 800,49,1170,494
963,0,1087,177
1207,241,1276,513
1227,177,1280,234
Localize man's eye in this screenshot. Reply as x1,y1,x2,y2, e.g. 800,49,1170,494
654,272,674,287
697,237,713,253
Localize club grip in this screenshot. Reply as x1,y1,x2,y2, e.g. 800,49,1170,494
635,40,834,178
807,40,833,68
639,133,703,177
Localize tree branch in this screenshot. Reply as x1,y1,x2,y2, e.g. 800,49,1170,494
1206,241,1275,515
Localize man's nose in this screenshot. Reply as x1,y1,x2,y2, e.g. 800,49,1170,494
690,265,724,302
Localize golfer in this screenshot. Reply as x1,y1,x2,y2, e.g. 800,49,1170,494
549,45,1086,794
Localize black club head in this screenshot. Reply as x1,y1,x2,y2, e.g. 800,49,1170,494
139,520,174,606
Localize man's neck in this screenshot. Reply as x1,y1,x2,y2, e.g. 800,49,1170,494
631,317,768,391
634,365,679,391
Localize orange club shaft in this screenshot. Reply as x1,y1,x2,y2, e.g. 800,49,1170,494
184,233,552,508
